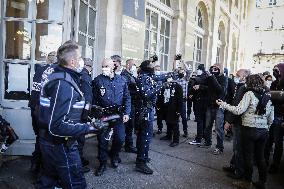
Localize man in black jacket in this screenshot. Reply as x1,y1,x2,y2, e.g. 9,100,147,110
188,64,209,145
199,63,234,155
158,78,183,147
222,69,251,179
265,63,284,173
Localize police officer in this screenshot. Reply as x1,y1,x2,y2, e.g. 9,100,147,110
36,41,104,189
121,59,138,153
135,60,173,174
78,58,93,172
29,51,57,174
92,58,131,176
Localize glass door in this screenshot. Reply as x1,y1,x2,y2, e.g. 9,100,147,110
1,0,65,107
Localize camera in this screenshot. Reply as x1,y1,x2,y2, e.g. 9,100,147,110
150,55,158,62
175,54,182,61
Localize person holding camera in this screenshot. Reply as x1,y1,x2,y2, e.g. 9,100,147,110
92,58,131,176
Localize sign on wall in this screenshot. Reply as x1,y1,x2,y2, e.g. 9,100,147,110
122,0,145,64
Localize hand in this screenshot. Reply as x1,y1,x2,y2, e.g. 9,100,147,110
89,119,108,133
123,115,130,123
224,122,232,131
282,123,284,128
216,99,223,106
193,85,200,90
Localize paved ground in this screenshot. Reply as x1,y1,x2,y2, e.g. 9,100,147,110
1,119,284,189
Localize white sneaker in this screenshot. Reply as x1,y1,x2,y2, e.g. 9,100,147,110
188,140,201,145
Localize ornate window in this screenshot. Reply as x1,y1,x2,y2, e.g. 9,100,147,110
144,3,172,70
1,0,65,100
76,0,97,59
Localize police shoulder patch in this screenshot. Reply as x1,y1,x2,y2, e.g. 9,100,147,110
100,86,106,96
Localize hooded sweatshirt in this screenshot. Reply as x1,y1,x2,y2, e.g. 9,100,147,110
271,63,284,118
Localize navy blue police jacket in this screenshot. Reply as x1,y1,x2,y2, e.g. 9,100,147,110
29,64,50,109
80,68,93,104
92,74,131,116
39,65,90,138
121,69,138,105
136,71,166,121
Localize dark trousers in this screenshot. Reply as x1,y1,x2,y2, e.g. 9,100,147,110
241,127,268,183
194,99,207,142
97,121,125,163
36,138,86,189
271,117,284,166
180,101,188,134
156,109,164,130
187,99,192,118
264,123,275,164
166,122,180,143
77,135,86,160
204,107,224,150
31,108,41,167
125,105,135,148
136,110,154,163
229,125,244,176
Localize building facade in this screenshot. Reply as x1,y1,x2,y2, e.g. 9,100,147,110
0,0,249,155
244,0,284,73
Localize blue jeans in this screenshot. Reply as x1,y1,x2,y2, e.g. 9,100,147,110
136,109,154,163
204,107,224,150
36,137,86,189
180,101,188,134
97,120,125,163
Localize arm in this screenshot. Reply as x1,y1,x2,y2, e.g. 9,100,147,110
48,80,90,137
266,100,274,127
123,81,131,116
208,76,223,95
219,91,252,115
137,77,162,100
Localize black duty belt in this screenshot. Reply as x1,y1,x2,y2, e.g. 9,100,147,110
39,129,75,146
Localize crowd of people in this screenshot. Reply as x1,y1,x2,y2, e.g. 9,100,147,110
28,40,284,189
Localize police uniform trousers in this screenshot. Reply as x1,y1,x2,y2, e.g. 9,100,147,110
136,109,154,163
36,137,86,189
97,120,125,163
125,105,135,148
30,106,42,168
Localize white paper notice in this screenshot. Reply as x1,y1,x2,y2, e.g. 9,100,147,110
7,64,29,93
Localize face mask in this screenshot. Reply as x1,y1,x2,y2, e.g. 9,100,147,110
167,77,173,83
210,67,220,76
155,71,161,75
266,80,272,88
130,66,137,77
102,67,112,77
75,58,84,73
234,77,240,84
196,69,203,76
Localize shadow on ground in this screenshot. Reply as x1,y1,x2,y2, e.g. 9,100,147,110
1,120,284,189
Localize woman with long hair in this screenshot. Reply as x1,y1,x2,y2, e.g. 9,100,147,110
216,74,274,189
